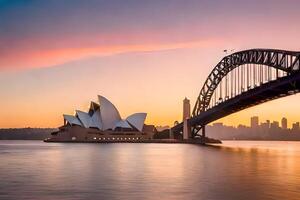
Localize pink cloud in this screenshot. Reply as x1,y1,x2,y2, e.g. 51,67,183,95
0,37,225,70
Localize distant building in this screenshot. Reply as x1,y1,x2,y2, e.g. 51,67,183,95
260,121,270,137
261,121,270,130
292,122,300,131
281,117,288,130
270,121,280,130
237,124,247,129
266,120,270,128
212,122,224,127
250,116,259,128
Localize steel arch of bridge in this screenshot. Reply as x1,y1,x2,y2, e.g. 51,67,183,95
193,49,300,117
171,49,300,138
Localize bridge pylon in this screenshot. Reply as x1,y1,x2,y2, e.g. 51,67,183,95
201,125,206,143
183,118,191,139
183,97,191,140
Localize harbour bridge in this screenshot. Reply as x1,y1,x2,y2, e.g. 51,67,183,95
171,49,300,141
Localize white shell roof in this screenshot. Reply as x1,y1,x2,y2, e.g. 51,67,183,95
63,95,147,132
113,120,132,130
76,110,92,128
63,114,82,126
90,109,102,130
98,95,121,130
126,113,147,132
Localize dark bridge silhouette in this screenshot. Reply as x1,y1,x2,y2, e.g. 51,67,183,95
172,49,300,139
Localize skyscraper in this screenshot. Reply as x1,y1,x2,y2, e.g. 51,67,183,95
250,116,259,128
281,117,288,129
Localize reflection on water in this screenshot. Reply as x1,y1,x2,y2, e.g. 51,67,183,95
1,140,300,200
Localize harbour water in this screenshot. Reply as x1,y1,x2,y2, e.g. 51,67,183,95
1,140,300,200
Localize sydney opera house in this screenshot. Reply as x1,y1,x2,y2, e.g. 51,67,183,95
45,95,156,142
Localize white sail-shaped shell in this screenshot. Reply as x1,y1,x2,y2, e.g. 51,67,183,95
76,110,92,128
62,96,147,132
63,114,82,126
98,95,121,130
90,109,102,130
126,113,147,132
113,120,132,130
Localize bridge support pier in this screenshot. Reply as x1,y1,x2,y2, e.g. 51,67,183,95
169,128,174,139
201,126,206,143
183,119,191,140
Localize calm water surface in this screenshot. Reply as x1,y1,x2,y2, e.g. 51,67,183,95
1,140,300,200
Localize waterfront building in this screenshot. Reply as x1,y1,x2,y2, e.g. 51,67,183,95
46,95,156,142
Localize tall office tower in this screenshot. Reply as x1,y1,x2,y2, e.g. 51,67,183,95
250,116,259,128
281,117,288,130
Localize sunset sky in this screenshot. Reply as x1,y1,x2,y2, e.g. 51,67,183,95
1,0,300,128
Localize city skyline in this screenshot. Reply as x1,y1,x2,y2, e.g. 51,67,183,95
1,0,300,128
216,116,300,130
209,115,300,141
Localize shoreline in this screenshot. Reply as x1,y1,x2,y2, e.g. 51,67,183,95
43,138,222,144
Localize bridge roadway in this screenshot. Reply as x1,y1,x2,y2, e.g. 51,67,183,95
172,71,300,134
